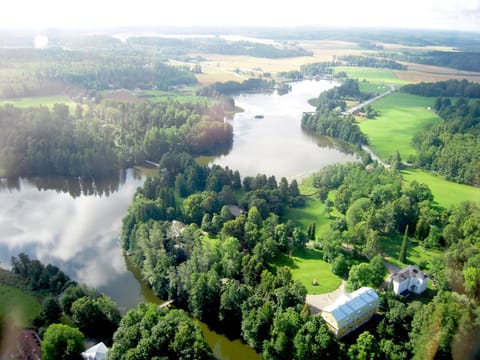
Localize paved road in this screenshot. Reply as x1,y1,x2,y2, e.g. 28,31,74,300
346,84,396,114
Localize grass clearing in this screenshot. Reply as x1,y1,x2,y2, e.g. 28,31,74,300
358,92,441,161
274,248,341,294
358,81,390,94
0,95,76,109
284,175,330,237
379,235,441,272
402,168,480,208
0,284,40,327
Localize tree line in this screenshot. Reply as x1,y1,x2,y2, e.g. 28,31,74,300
302,79,369,145
403,81,480,186
0,99,233,178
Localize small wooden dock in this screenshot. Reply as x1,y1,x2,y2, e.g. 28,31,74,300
159,300,174,309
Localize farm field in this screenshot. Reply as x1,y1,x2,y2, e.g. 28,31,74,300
0,95,76,109
334,66,408,86
358,92,441,161
402,168,480,209
274,248,342,295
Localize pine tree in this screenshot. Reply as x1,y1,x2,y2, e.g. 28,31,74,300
399,225,409,263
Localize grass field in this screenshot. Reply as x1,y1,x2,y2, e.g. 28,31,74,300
274,248,342,294
358,92,441,161
379,235,441,272
139,89,213,105
284,175,330,237
0,284,40,326
0,95,76,109
335,66,408,85
402,168,480,209
358,81,390,94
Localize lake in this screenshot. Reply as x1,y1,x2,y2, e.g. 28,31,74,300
0,79,358,359
210,80,358,179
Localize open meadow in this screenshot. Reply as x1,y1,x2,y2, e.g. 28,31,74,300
358,92,441,161
402,168,480,209
274,248,341,295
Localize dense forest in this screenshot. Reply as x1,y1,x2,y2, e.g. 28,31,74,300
302,79,369,145
0,99,233,177
390,50,480,72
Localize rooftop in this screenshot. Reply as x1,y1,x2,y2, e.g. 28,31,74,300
323,287,379,322
391,265,428,283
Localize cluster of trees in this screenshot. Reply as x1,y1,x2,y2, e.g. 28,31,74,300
409,96,480,186
391,50,480,72
338,55,406,70
401,79,480,98
313,162,436,260
10,253,71,294
0,99,233,178
300,61,336,77
120,160,350,358
44,59,197,91
302,79,369,145
197,78,275,96
108,305,213,359
312,162,480,358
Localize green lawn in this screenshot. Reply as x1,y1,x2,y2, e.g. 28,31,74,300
274,248,341,294
284,175,330,237
335,66,407,85
0,95,75,109
358,81,390,95
359,93,441,161
379,235,441,272
402,168,480,209
0,284,40,327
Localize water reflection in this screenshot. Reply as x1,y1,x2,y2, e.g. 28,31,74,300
0,169,144,302
212,80,359,179
0,170,143,198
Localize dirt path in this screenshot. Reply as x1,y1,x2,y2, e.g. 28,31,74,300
306,279,346,315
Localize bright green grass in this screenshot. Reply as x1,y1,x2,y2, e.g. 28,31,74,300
358,81,390,94
284,198,330,237
359,93,441,161
335,66,407,85
0,284,40,327
402,168,480,209
283,175,330,237
0,95,75,109
379,235,441,272
274,248,341,294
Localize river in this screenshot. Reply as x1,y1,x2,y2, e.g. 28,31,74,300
0,80,358,359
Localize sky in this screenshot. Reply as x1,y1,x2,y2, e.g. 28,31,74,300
2,0,480,32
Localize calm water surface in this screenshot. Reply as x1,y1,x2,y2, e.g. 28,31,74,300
212,80,358,179
0,80,358,360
